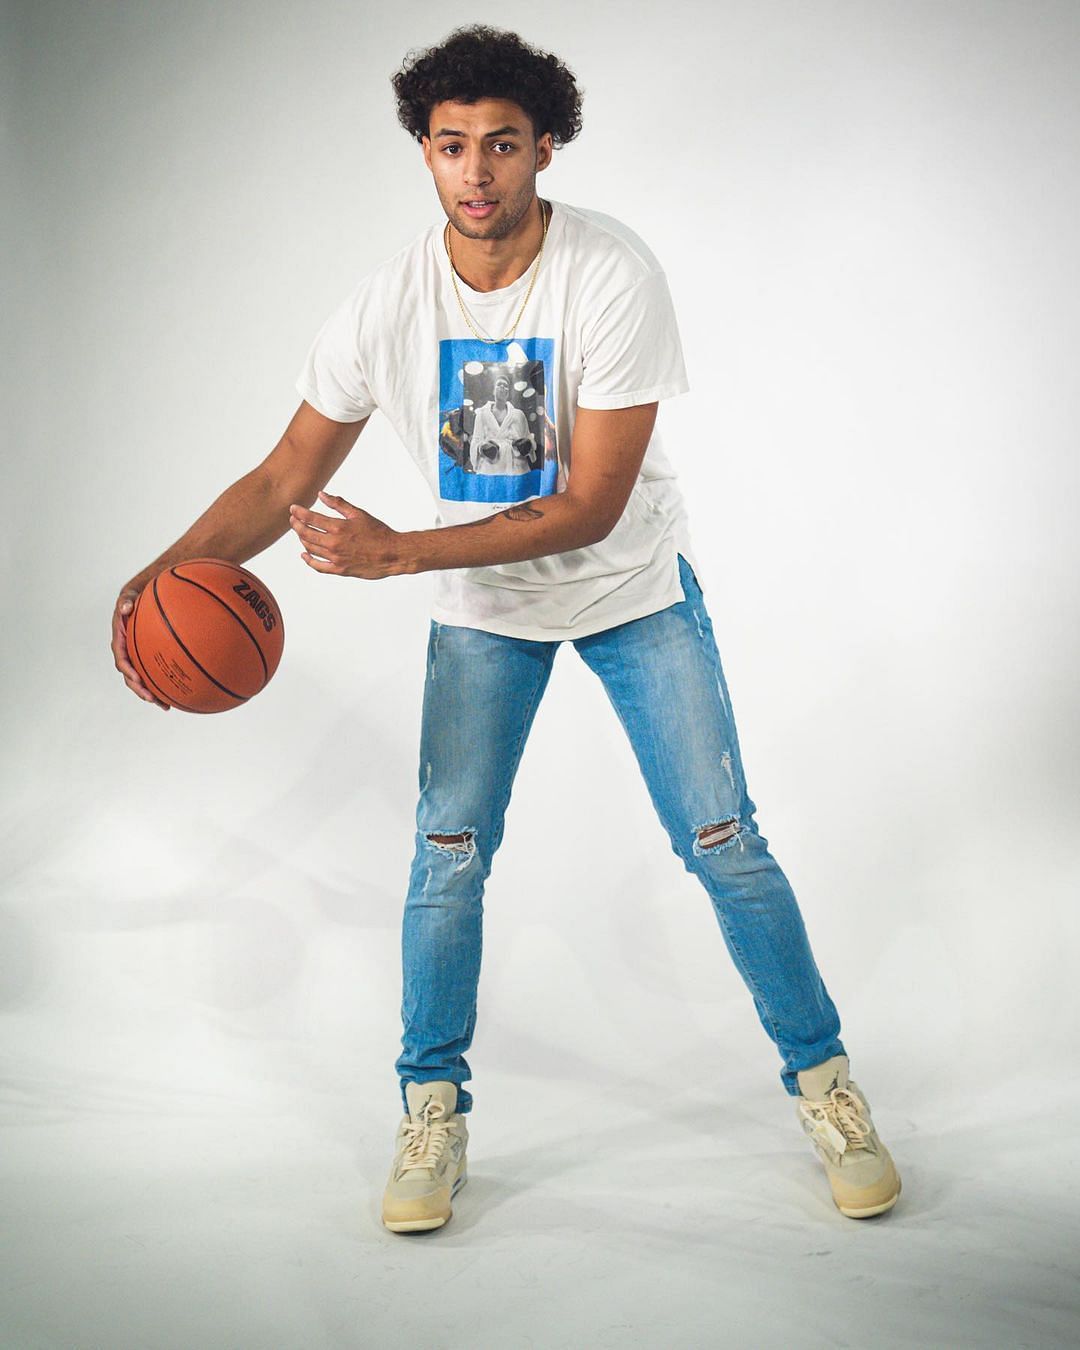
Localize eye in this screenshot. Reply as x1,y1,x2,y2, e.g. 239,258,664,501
441,144,462,156
492,142,515,153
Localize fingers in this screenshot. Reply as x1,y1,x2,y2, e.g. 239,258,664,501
112,591,171,709
300,551,346,575
114,636,169,707
291,518,338,559
289,503,337,529
317,490,360,518
288,494,362,528
111,602,137,674
289,496,388,579
288,508,335,562
293,518,353,573
123,670,172,708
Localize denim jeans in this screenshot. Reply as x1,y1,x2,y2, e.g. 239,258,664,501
395,554,844,1113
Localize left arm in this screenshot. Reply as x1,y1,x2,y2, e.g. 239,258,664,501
289,402,658,578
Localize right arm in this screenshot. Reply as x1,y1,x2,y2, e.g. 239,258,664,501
112,400,367,707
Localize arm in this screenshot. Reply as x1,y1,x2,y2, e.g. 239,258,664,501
289,401,659,578
112,400,366,705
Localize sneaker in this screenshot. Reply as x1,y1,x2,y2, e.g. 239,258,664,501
381,1081,469,1233
795,1055,901,1218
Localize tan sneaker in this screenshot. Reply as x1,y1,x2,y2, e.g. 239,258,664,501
795,1055,901,1218
381,1081,469,1233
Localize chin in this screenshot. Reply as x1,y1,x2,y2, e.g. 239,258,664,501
452,212,504,239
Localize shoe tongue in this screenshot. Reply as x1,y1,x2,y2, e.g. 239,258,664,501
796,1055,849,1101
405,1080,458,1120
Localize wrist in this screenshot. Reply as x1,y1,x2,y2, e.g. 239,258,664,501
393,531,426,576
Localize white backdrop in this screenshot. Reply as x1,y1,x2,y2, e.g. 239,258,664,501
3,1,1079,1346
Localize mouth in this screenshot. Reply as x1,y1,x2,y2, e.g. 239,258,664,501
461,199,498,219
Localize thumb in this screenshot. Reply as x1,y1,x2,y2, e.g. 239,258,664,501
318,490,362,519
118,586,140,615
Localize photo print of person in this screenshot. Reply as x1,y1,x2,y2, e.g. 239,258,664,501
438,336,558,503
472,372,535,475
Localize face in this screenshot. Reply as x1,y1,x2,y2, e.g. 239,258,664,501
422,97,553,242
494,376,510,401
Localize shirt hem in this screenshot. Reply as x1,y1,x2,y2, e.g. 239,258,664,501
429,577,687,643
295,379,375,424
576,378,690,410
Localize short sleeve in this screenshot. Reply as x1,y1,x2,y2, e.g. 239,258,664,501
294,287,377,423
575,270,690,410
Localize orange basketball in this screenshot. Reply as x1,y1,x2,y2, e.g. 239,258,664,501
127,559,285,714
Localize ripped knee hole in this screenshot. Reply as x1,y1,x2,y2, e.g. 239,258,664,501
696,818,741,850
425,831,474,852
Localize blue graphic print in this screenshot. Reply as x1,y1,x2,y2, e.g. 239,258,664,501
438,337,558,503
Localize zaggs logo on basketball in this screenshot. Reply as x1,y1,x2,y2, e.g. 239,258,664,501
232,579,278,633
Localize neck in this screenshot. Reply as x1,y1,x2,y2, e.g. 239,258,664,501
446,197,547,293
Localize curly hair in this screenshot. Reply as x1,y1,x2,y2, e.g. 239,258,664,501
391,25,583,148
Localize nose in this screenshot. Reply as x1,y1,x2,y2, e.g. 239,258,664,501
462,147,493,188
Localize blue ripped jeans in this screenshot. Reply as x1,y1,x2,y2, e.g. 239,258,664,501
395,555,844,1113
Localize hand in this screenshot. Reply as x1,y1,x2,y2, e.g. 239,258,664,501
289,491,404,579
111,583,171,709
477,441,499,461
512,437,533,454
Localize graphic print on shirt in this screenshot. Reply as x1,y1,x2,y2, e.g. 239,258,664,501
438,336,558,503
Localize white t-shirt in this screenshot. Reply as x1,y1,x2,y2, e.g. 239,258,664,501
295,199,698,641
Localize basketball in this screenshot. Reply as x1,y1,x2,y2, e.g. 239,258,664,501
126,559,285,714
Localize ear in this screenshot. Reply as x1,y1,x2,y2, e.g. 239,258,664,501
535,131,554,174
421,136,433,172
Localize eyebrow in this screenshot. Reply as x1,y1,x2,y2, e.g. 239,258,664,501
433,125,523,139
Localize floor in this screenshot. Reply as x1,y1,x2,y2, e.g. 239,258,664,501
3,1022,1077,1350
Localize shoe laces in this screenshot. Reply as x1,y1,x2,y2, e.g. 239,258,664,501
801,1086,872,1155
399,1100,452,1174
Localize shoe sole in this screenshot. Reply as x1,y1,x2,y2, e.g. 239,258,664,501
837,1176,902,1219
383,1169,467,1233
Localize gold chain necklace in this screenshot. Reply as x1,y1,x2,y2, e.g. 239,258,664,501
445,199,549,345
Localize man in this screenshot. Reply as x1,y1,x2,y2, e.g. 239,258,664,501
111,25,901,1232
470,372,536,474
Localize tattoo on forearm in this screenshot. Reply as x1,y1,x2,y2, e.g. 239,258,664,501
461,503,545,528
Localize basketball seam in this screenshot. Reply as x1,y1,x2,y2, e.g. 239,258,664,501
168,566,270,686
151,575,248,705
129,590,206,714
